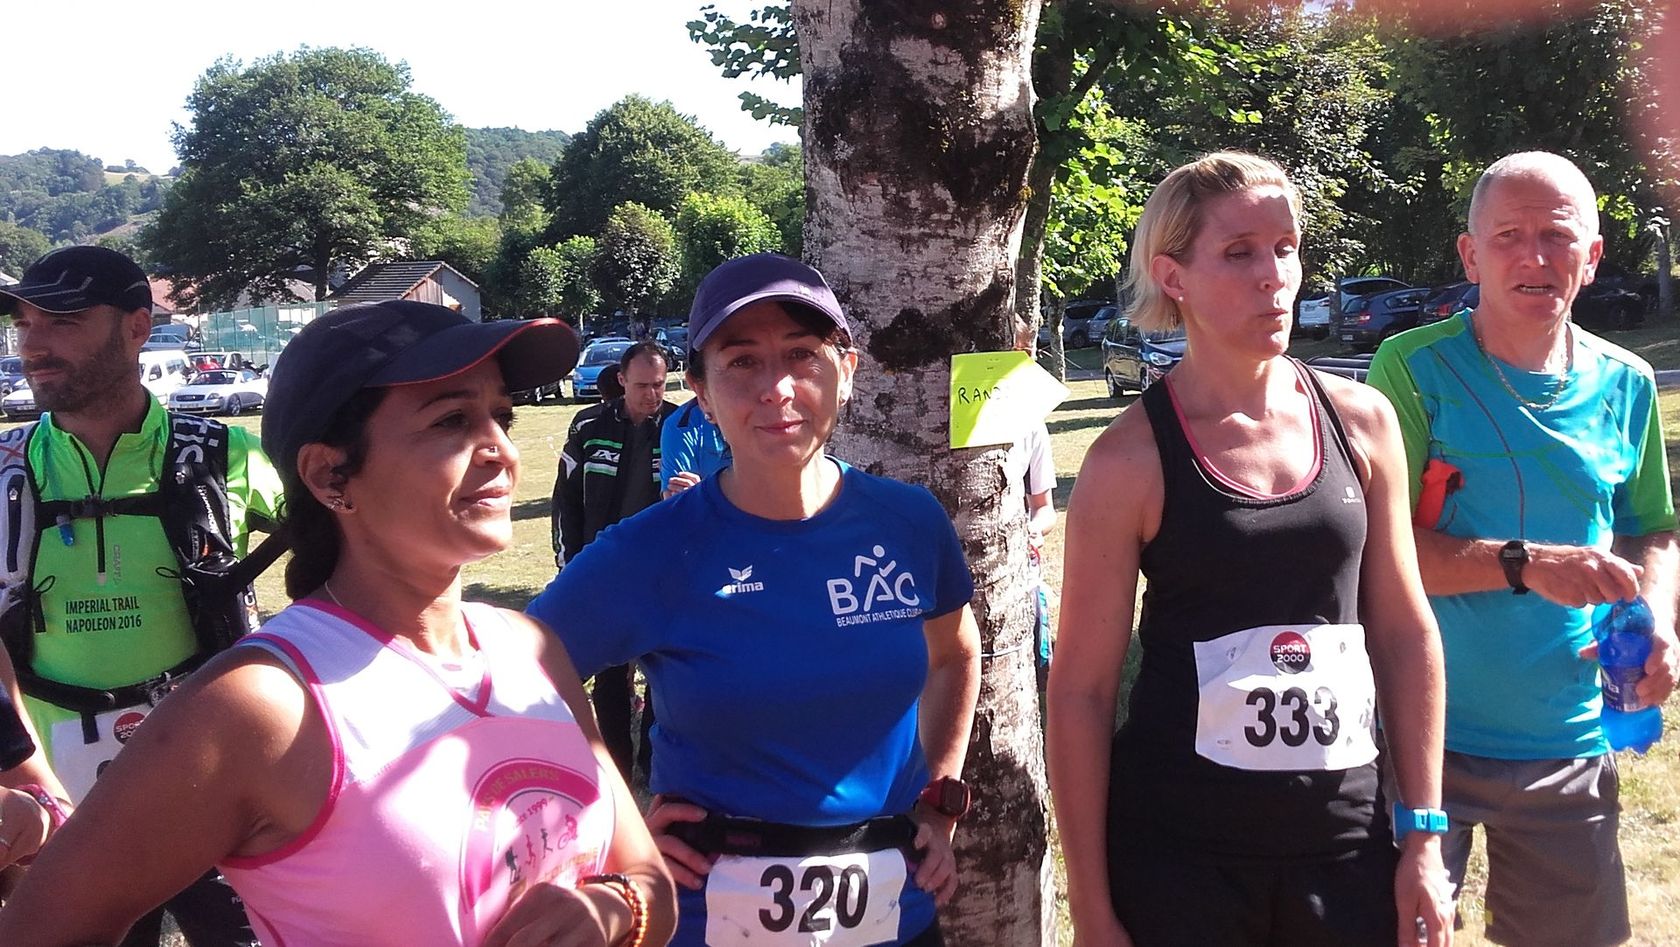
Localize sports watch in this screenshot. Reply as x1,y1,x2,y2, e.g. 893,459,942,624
1498,540,1529,595
1392,803,1449,842
918,776,972,821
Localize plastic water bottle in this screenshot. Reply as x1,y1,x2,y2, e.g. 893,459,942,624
1594,597,1664,754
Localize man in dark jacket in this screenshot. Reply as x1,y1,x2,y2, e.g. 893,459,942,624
553,340,675,780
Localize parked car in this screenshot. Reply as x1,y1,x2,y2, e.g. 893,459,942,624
1,381,38,419
1421,281,1479,323
1306,354,1374,383
1573,279,1647,330
1330,276,1412,324
1296,293,1332,339
662,326,689,373
168,368,268,416
1060,299,1114,349
141,322,202,354
0,357,25,396
139,350,194,402
192,351,247,373
1336,286,1432,353
1101,315,1186,399
569,338,634,400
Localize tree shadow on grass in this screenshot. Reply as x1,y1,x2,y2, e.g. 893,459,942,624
513,497,551,523
1047,414,1113,437
463,578,542,612
1059,395,1125,412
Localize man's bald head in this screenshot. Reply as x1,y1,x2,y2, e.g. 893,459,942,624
1467,152,1600,238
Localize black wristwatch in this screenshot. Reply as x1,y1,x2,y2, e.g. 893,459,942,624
1499,540,1529,595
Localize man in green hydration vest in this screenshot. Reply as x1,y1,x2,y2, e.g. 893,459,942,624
0,246,281,945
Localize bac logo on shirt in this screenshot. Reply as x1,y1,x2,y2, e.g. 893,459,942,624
827,545,922,627
718,565,765,597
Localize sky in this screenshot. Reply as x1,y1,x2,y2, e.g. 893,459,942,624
0,0,801,174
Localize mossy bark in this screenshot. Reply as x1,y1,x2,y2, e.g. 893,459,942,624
796,1,1054,943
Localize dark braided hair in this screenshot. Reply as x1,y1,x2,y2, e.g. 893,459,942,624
278,387,389,600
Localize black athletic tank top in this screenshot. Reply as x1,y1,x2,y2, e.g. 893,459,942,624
1108,361,1380,864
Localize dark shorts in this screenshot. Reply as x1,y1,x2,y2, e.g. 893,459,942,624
1108,843,1399,947
117,869,256,947
1439,750,1628,947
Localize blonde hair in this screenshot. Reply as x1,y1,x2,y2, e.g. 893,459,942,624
1123,152,1301,333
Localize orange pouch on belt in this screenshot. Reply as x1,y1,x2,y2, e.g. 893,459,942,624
1414,458,1463,529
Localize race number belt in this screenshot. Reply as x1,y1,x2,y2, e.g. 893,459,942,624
50,701,158,804
675,811,916,946
1192,622,1378,772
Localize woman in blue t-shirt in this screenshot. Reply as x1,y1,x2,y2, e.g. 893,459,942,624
528,253,981,947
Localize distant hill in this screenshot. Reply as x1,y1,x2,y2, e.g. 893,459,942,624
0,148,170,271
464,127,571,217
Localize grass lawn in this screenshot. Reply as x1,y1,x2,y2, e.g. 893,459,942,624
4,354,1677,942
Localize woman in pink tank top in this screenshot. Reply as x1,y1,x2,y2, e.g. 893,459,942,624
0,302,676,947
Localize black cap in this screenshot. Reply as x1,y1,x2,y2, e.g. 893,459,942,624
0,246,152,316
687,253,849,352
262,300,580,477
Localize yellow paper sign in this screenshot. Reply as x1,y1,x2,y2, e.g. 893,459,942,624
949,351,1070,449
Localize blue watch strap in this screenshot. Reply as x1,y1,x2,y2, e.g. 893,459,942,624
1392,803,1449,840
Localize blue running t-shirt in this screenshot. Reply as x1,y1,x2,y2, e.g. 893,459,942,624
1369,313,1675,759
528,460,973,944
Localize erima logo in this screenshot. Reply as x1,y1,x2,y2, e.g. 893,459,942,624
827,545,922,625
718,565,764,597
1341,485,1363,505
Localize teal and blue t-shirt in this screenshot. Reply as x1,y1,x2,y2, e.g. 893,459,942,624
1368,312,1674,759
528,461,973,943
659,399,730,492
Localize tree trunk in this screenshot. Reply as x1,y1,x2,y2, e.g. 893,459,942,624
795,1,1053,945
1654,221,1674,321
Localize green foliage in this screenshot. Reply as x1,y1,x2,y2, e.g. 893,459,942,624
0,220,52,275
674,191,782,302
1379,0,1664,278
737,143,804,256
0,149,169,244
145,46,470,307
499,157,553,228
410,214,501,285
463,127,571,217
545,96,740,240
518,236,599,320
590,202,678,317
687,4,802,126
1042,92,1147,299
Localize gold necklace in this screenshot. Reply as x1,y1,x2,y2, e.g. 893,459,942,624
322,580,345,608
1473,319,1573,413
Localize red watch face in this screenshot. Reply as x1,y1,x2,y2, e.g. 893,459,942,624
922,778,971,819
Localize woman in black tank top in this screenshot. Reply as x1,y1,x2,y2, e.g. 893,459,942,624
1046,153,1453,947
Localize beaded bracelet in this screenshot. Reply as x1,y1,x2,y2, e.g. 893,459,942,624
12,783,71,866
580,872,647,947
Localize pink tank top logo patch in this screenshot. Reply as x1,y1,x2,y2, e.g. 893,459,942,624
461,758,605,917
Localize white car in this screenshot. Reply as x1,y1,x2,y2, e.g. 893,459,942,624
1,381,39,419
168,368,268,416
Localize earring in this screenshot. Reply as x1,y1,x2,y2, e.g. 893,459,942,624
328,495,354,512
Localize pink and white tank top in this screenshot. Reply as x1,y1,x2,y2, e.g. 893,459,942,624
219,601,613,947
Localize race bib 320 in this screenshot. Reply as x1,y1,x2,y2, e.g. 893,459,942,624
703,847,907,947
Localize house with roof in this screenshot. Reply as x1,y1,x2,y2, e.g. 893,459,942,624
0,270,16,286
329,260,481,321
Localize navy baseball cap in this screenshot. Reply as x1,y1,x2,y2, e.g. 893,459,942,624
687,253,850,352
0,245,151,315
263,300,580,476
